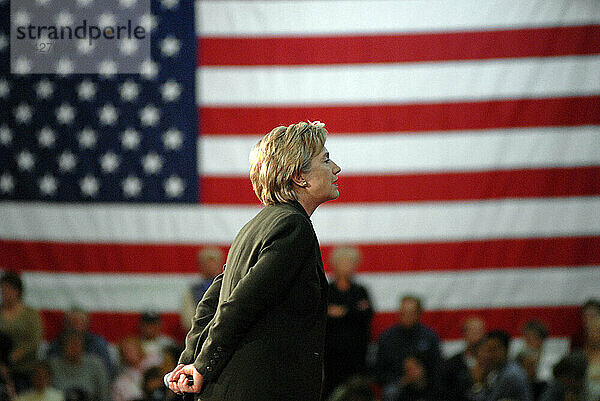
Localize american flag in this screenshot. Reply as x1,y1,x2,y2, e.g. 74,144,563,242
1,0,599,354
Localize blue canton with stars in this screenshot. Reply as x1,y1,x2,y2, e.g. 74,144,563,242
0,0,198,203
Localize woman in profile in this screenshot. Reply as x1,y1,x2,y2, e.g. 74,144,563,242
167,121,341,400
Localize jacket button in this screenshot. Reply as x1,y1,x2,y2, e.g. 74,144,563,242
216,346,223,352
210,359,215,365
206,366,212,372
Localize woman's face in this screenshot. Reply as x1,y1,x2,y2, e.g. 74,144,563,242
302,146,341,205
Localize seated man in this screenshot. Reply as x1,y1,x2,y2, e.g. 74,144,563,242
475,330,532,401
47,308,116,379
375,295,443,401
49,330,110,401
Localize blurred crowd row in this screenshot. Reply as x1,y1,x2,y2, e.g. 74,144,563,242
0,247,599,401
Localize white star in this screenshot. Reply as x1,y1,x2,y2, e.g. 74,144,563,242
122,176,142,198
80,175,99,197
161,0,179,10
121,128,140,150
17,150,35,171
160,36,180,57
0,173,14,194
14,10,31,26
39,174,58,196
36,0,52,5
55,11,74,26
119,38,138,56
58,150,77,172
77,80,96,101
100,152,119,173
77,38,95,55
78,128,97,149
99,103,118,125
142,152,163,174
98,59,118,78
56,58,74,75
13,57,32,75
119,80,139,102
0,33,8,52
38,127,56,148
56,103,76,125
140,105,160,127
161,80,181,102
35,79,54,100
162,128,183,151
119,0,137,8
139,14,158,33
98,13,116,28
15,103,33,124
0,79,9,98
76,0,93,6
0,125,12,146
164,175,184,198
140,60,158,80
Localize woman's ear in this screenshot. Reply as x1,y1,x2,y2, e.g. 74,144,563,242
291,174,307,188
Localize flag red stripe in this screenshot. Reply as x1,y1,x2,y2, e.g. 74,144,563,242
200,167,600,204
3,236,598,274
198,25,600,66
199,96,600,135
39,305,581,343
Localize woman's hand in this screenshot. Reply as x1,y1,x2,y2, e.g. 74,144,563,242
167,364,204,394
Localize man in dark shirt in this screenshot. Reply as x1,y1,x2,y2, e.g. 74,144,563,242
444,317,486,401
375,295,443,401
323,246,373,399
475,330,532,401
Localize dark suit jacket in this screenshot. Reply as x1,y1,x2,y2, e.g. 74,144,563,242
179,200,328,401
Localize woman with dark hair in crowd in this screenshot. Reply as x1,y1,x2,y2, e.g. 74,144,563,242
0,271,42,393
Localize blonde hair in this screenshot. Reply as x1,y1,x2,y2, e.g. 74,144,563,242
197,247,223,265
250,121,327,205
330,246,361,267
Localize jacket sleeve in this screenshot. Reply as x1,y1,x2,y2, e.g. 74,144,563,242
178,271,224,365
193,214,315,381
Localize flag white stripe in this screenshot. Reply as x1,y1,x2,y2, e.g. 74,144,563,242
199,126,600,175
198,56,600,105
197,0,600,36
2,197,599,243
21,267,600,312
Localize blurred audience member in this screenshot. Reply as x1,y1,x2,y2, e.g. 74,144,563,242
0,332,15,401
571,299,600,351
375,295,443,401
583,316,600,401
475,330,532,401
137,312,176,367
323,246,373,398
327,375,376,401
517,320,556,382
15,360,64,401
133,366,164,401
180,247,223,331
0,271,42,392
112,336,154,401
517,348,547,400
49,330,110,401
47,308,117,379
539,352,587,401
444,316,486,401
